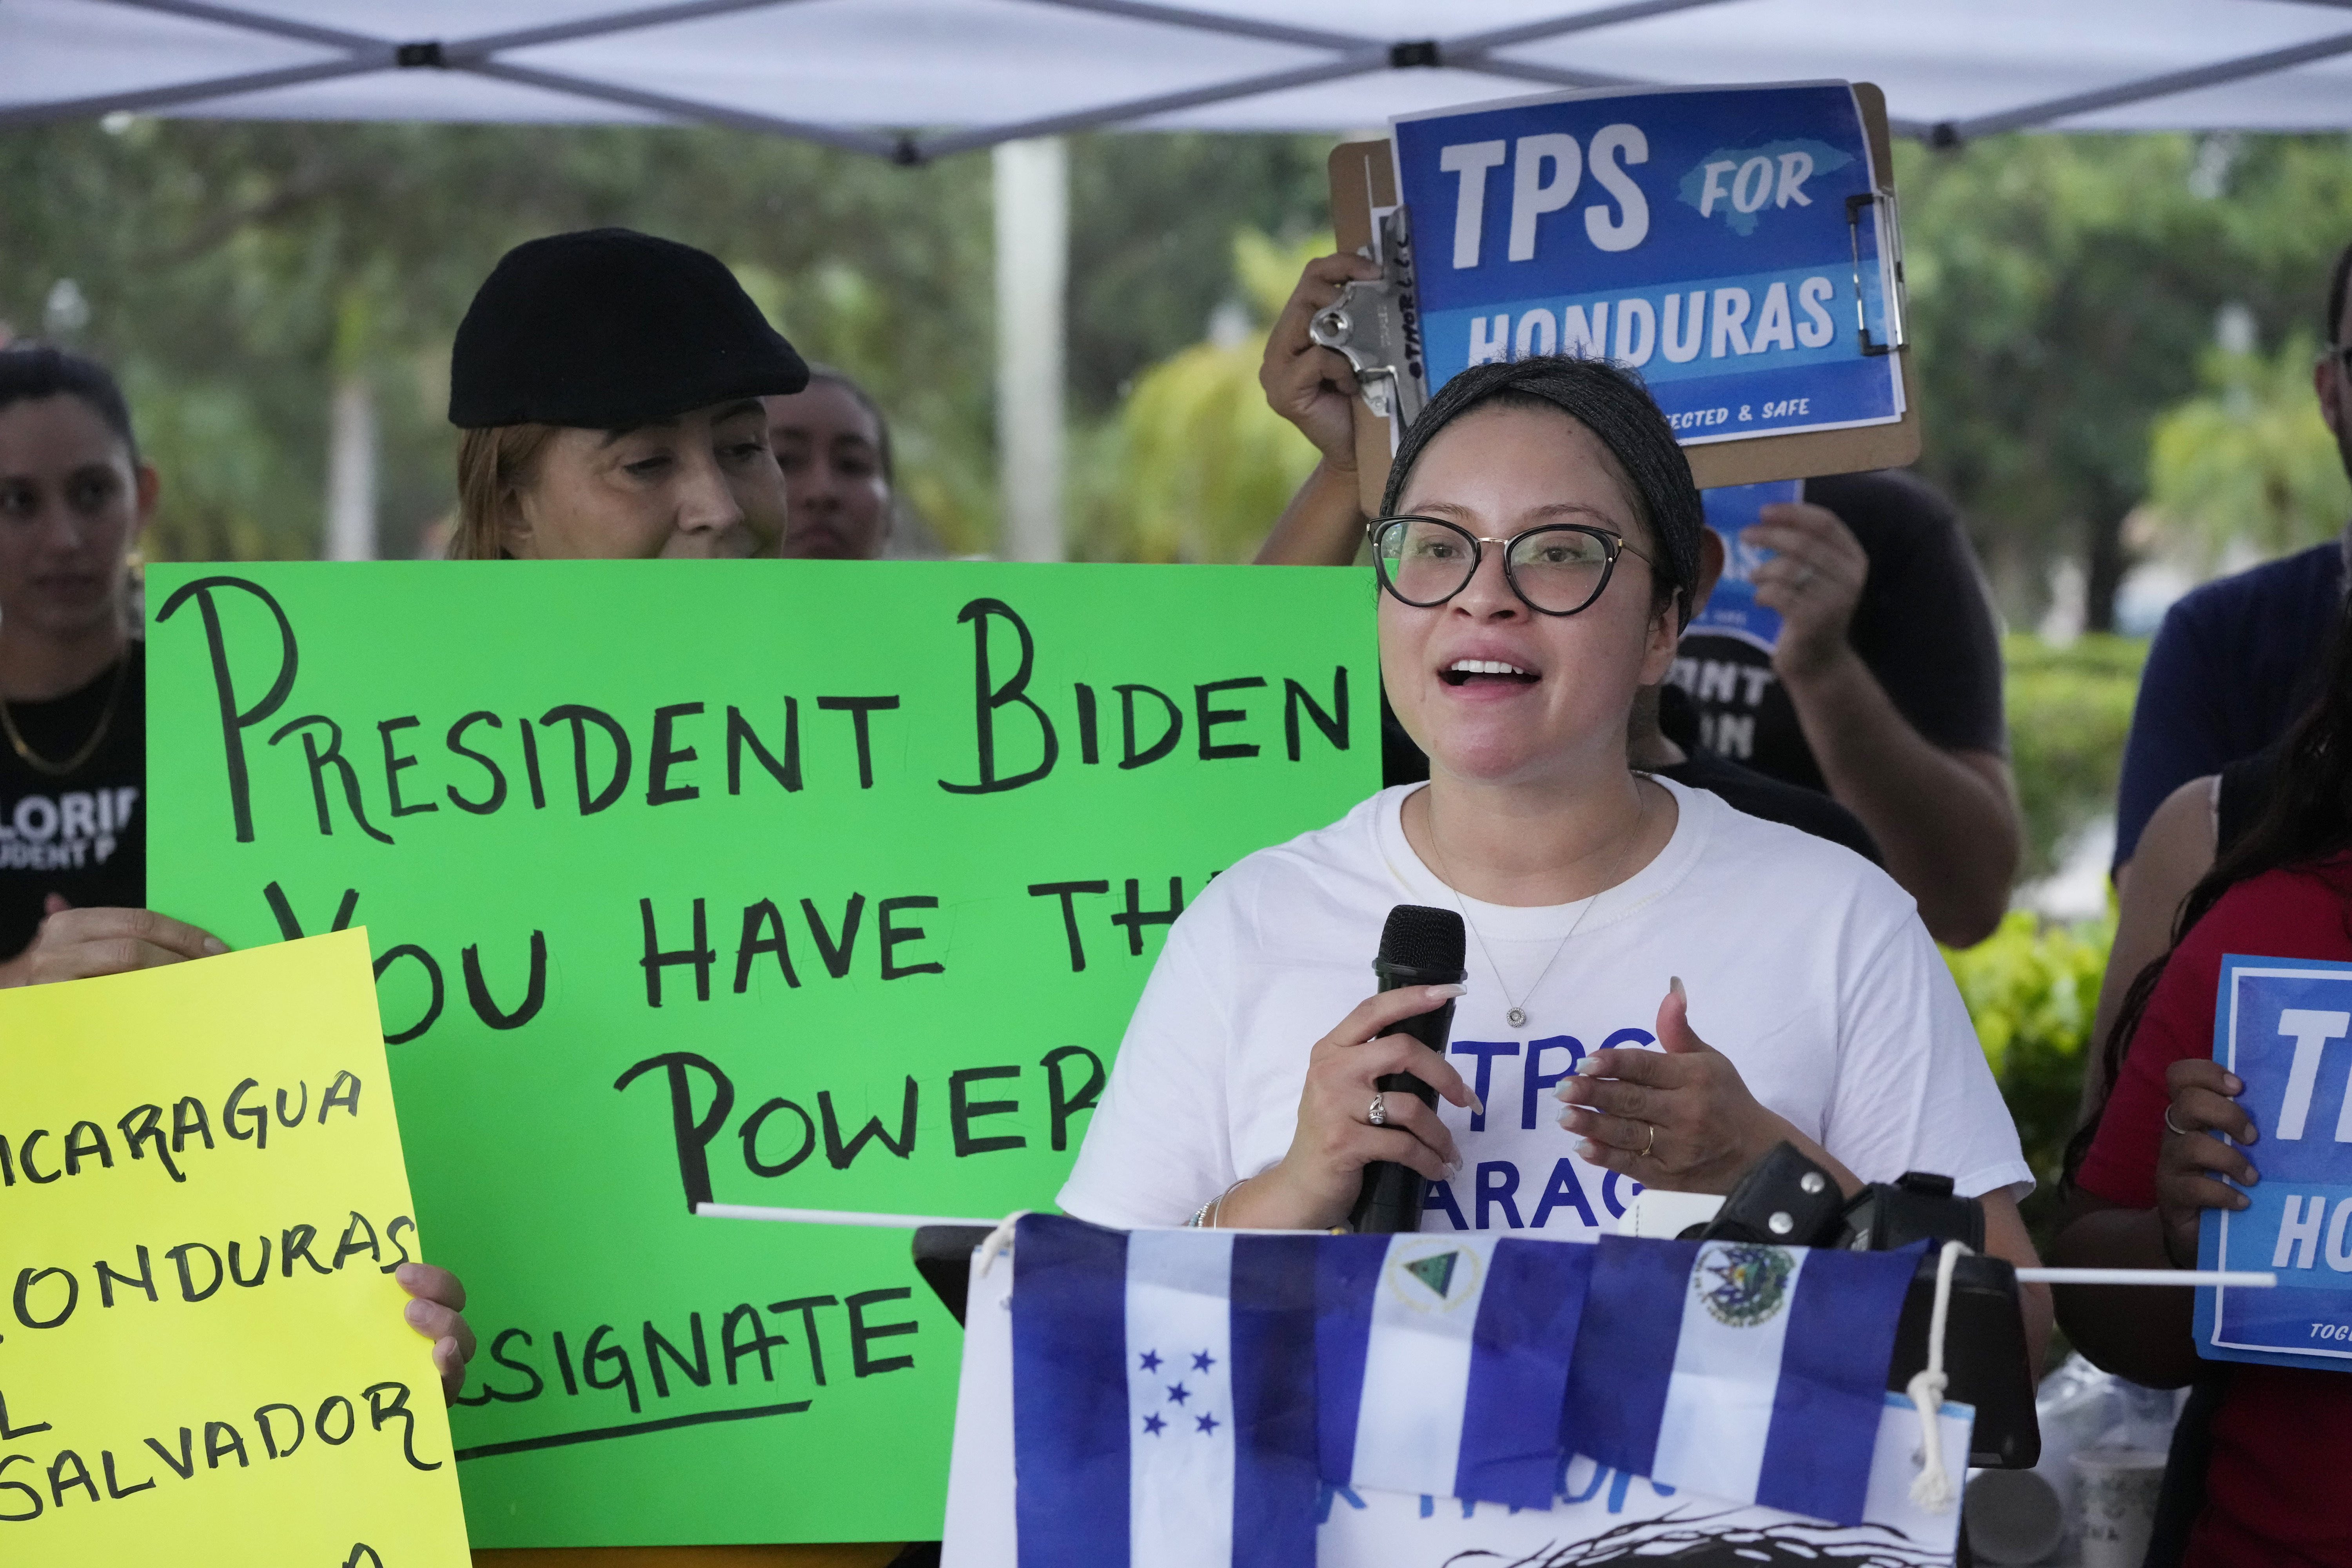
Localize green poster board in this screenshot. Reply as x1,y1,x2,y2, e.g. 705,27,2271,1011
144,560,1377,1547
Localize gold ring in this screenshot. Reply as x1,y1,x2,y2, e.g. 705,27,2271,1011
1641,1122,1657,1158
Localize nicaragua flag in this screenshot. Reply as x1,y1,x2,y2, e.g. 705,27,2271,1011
1564,1234,1924,1528
1010,1217,1592,1568
1314,1229,1592,1509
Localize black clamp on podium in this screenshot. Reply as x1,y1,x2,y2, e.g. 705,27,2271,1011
1693,1143,2039,1470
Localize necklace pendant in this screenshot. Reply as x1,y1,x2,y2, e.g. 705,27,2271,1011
1506,1006,1527,1028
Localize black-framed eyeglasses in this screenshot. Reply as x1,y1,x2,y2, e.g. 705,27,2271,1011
2325,342,2352,379
1368,514,1661,618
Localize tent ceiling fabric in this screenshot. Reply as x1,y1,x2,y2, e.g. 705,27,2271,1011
5,0,2352,158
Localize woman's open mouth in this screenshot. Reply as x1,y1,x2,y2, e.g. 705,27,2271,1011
1439,659,1540,688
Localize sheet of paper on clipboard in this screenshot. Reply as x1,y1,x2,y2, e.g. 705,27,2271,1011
1320,80,1918,506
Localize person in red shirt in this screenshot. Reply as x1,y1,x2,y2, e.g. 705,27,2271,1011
2058,597,2352,1568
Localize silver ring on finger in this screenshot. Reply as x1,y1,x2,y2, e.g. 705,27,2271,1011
1367,1092,1388,1128
1640,1122,1656,1158
2164,1105,2191,1137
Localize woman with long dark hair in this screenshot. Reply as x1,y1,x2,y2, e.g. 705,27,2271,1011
2056,597,2352,1566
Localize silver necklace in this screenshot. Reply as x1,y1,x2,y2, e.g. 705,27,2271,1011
1423,792,1642,1030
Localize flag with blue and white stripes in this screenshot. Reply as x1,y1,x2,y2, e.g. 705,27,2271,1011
1005,1216,1936,1567
1565,1235,1924,1527
1010,1218,1590,1567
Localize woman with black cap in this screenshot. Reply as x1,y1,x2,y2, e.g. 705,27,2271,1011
2,232,820,1427
444,227,807,561
1057,357,2049,1365
446,234,923,1567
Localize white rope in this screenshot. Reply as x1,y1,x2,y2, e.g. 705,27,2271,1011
975,1210,1030,1279
1905,1239,1969,1514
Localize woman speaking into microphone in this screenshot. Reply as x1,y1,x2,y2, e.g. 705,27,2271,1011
1059,356,2045,1326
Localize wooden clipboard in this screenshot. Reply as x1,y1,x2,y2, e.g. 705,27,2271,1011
1329,82,1919,513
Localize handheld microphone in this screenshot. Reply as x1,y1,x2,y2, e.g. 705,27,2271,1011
1348,904,1467,1234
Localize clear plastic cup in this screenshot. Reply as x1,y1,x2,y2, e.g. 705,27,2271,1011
2072,1448,2168,1568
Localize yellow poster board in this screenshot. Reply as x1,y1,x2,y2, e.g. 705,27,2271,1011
0,929,470,1566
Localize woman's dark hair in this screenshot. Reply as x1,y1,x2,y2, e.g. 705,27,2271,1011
0,344,139,462
1379,355,1702,626
802,365,895,487
2065,592,2352,1187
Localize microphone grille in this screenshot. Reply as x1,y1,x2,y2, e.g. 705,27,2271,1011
1378,904,1466,973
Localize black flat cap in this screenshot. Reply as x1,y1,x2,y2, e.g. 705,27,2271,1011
449,228,808,429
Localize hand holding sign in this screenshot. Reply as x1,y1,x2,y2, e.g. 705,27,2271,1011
4,904,228,986
1746,499,1868,681
1262,252,1381,472
2156,1057,2258,1269
397,1262,476,1401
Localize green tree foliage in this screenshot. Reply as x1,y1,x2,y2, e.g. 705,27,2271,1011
2002,632,2149,880
1896,132,2352,625
0,120,1004,555
10,118,2344,593
2146,332,2352,567
1074,230,1328,562
1944,909,2114,1232
0,122,1336,562
1064,134,1334,419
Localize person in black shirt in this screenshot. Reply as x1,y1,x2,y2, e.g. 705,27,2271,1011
0,346,230,982
1666,469,2018,946
0,343,475,1394
1646,682,1881,864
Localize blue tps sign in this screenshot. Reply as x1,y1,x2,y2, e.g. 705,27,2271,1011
1687,480,1803,653
1392,83,1901,443
2198,955,2352,1370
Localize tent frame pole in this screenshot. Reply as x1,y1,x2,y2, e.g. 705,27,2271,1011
9,0,2352,154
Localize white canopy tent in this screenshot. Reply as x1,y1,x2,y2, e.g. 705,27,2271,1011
8,0,2352,151
7,0,2351,557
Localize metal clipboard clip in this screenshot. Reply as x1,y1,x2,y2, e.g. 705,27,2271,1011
1308,205,1428,428
1846,189,1908,358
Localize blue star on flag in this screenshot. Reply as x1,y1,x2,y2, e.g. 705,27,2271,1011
1138,1349,1162,1372
1142,1413,1165,1436
1191,1350,1217,1372
1196,1412,1220,1435
1166,1382,1191,1406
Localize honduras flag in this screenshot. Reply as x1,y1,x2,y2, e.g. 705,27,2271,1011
1564,1235,1924,1527
1010,1216,1592,1568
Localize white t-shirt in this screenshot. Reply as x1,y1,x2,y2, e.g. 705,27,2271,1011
1058,777,2029,1235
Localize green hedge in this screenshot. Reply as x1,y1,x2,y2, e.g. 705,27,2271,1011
1945,909,2114,1236
2003,633,2148,882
